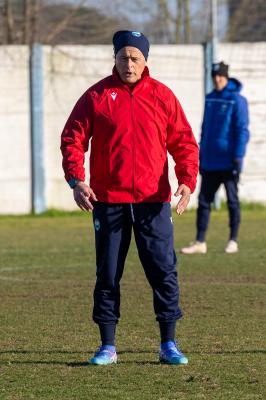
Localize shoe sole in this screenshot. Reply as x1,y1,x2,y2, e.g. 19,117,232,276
160,357,188,365
89,355,117,365
180,250,207,254
89,359,117,365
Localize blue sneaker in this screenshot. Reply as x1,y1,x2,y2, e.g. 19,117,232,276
89,345,117,365
159,341,188,365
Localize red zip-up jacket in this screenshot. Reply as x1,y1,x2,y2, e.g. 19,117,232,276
61,66,199,203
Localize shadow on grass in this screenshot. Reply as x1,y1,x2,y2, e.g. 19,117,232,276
0,350,86,355
68,360,160,367
0,358,160,367
0,359,88,367
1,348,265,368
0,359,160,367
0,349,159,367
210,350,266,355
1,349,265,356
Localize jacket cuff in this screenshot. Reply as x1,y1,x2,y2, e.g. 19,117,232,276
179,179,195,194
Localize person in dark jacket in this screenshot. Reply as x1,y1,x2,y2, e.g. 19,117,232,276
181,61,249,255
61,30,199,365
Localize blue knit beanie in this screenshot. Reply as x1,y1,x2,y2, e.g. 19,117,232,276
113,30,150,60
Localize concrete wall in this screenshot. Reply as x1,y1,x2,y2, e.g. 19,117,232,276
0,46,30,214
0,43,265,214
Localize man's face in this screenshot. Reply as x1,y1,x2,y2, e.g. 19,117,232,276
212,74,228,91
115,47,146,86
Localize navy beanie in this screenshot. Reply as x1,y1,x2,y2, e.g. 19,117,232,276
211,61,229,78
113,30,150,60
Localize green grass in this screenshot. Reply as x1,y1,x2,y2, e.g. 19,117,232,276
0,209,265,399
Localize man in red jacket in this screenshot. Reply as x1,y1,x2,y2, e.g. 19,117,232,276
61,30,199,365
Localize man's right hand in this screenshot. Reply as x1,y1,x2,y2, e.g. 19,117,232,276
73,182,98,211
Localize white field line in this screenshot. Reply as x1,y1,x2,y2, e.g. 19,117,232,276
0,267,25,281
0,263,87,271
0,267,23,272
0,276,26,282
0,264,90,283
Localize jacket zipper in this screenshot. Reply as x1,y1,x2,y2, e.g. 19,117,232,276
130,91,136,201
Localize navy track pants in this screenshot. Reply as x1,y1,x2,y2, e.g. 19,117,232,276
92,202,182,325
197,170,240,242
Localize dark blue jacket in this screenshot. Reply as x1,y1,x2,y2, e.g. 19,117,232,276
200,78,249,171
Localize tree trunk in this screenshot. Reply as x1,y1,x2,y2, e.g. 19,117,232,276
23,0,31,44
175,0,183,44
184,0,191,43
4,0,14,43
158,0,171,43
30,0,40,44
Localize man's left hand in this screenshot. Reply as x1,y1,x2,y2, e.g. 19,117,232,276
174,184,191,215
232,158,241,175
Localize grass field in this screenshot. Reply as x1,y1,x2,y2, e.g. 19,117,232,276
0,208,265,399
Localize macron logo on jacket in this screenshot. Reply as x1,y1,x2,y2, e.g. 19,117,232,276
111,92,117,101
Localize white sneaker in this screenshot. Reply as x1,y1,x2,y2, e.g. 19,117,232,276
225,240,238,254
180,241,207,254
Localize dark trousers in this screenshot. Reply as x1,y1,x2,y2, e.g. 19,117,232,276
196,171,240,242
92,202,182,325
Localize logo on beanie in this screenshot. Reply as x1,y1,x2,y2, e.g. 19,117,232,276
131,31,141,37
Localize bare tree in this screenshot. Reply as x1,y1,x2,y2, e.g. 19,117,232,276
158,0,172,43
0,0,127,45
175,0,182,44
175,0,191,44
184,0,191,43
4,0,262,46
227,0,266,41
43,0,86,44
23,0,42,44
3,0,14,43
144,0,191,44
22,0,31,43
